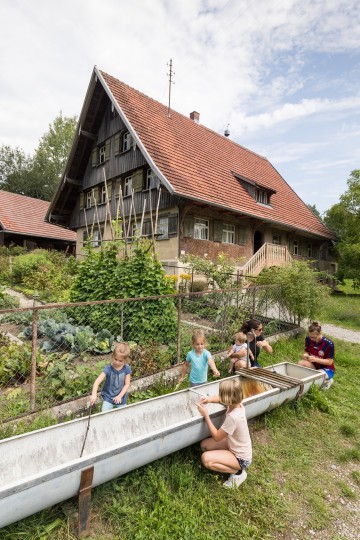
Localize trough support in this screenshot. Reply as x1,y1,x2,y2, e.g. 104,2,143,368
78,466,94,538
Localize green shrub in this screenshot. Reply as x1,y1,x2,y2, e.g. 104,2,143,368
0,332,35,385
189,280,208,292
0,287,20,309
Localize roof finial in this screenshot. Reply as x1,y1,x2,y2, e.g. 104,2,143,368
167,59,175,118
224,123,230,137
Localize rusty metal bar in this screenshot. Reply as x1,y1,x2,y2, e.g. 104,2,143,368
78,466,94,538
30,307,38,412
177,295,182,365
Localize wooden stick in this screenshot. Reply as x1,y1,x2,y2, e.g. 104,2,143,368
139,197,147,237
148,189,155,251
154,186,161,236
103,169,114,240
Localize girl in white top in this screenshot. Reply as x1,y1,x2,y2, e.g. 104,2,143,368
197,378,252,488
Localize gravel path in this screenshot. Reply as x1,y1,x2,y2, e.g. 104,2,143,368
318,323,360,344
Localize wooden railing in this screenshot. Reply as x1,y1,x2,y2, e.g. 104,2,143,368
241,243,292,277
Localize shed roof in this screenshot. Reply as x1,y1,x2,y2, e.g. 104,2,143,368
0,191,76,242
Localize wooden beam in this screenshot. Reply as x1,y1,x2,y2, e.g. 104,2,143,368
79,129,97,141
65,176,82,186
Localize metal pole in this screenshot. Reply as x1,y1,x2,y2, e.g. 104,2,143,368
177,295,182,364
30,306,38,412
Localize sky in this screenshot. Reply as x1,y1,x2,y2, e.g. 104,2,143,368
0,0,359,215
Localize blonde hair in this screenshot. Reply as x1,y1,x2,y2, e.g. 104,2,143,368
234,331,247,344
219,379,243,406
112,342,130,361
191,328,207,346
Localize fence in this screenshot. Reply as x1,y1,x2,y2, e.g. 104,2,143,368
0,285,297,423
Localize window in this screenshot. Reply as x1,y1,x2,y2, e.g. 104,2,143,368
99,145,106,164
256,189,269,204
222,223,235,244
292,240,298,255
124,176,132,197
157,217,168,240
307,243,312,257
145,168,159,190
86,190,93,209
272,235,280,245
194,218,209,240
83,228,102,248
100,185,107,204
122,132,132,152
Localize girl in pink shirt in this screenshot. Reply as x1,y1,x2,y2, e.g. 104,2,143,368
197,378,252,488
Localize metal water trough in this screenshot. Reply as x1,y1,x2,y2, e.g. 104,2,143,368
0,362,324,530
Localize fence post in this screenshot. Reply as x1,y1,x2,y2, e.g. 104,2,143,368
30,306,38,412
177,295,182,364
252,286,256,318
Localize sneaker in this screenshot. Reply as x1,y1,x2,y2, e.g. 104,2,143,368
223,470,247,488
322,378,334,391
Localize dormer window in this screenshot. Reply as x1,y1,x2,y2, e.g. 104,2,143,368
232,171,275,206
256,189,269,205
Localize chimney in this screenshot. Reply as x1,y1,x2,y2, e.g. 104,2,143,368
190,111,200,124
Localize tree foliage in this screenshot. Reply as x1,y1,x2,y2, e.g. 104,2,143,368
324,169,360,287
256,260,330,324
181,252,237,289
307,204,322,220
0,112,77,200
69,238,178,344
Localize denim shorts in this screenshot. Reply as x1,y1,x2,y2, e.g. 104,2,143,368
235,457,252,470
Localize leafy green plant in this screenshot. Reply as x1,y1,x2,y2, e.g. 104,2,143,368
0,286,20,309
182,252,237,289
256,260,331,324
0,332,36,384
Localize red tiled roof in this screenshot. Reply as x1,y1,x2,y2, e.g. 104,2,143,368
0,191,76,242
100,70,333,239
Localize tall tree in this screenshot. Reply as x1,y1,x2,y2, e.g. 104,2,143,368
31,112,77,200
0,145,33,195
307,203,322,220
324,169,360,287
0,112,77,201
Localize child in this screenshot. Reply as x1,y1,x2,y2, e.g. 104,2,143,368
226,331,254,373
298,321,335,390
90,342,132,412
197,378,252,488
178,329,220,387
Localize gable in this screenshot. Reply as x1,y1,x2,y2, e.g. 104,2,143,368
47,67,334,241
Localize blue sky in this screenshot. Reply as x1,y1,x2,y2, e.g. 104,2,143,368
0,0,359,214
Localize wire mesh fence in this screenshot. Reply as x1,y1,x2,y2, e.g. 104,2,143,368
0,285,297,422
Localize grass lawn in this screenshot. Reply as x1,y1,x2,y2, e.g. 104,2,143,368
320,292,360,330
2,333,359,540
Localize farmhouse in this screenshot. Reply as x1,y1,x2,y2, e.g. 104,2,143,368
0,190,76,252
46,67,336,276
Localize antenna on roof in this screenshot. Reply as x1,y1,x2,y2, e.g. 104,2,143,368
224,123,230,137
167,58,175,118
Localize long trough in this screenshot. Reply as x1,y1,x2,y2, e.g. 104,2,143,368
0,362,324,528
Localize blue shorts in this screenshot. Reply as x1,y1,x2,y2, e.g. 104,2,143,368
235,457,252,471
190,381,206,387
321,368,335,380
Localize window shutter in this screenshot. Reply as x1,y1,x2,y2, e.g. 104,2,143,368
183,216,194,237
91,148,98,168
105,139,110,161
238,226,247,245
114,133,120,155
168,215,178,236
79,192,84,210
213,220,223,242
132,170,143,193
